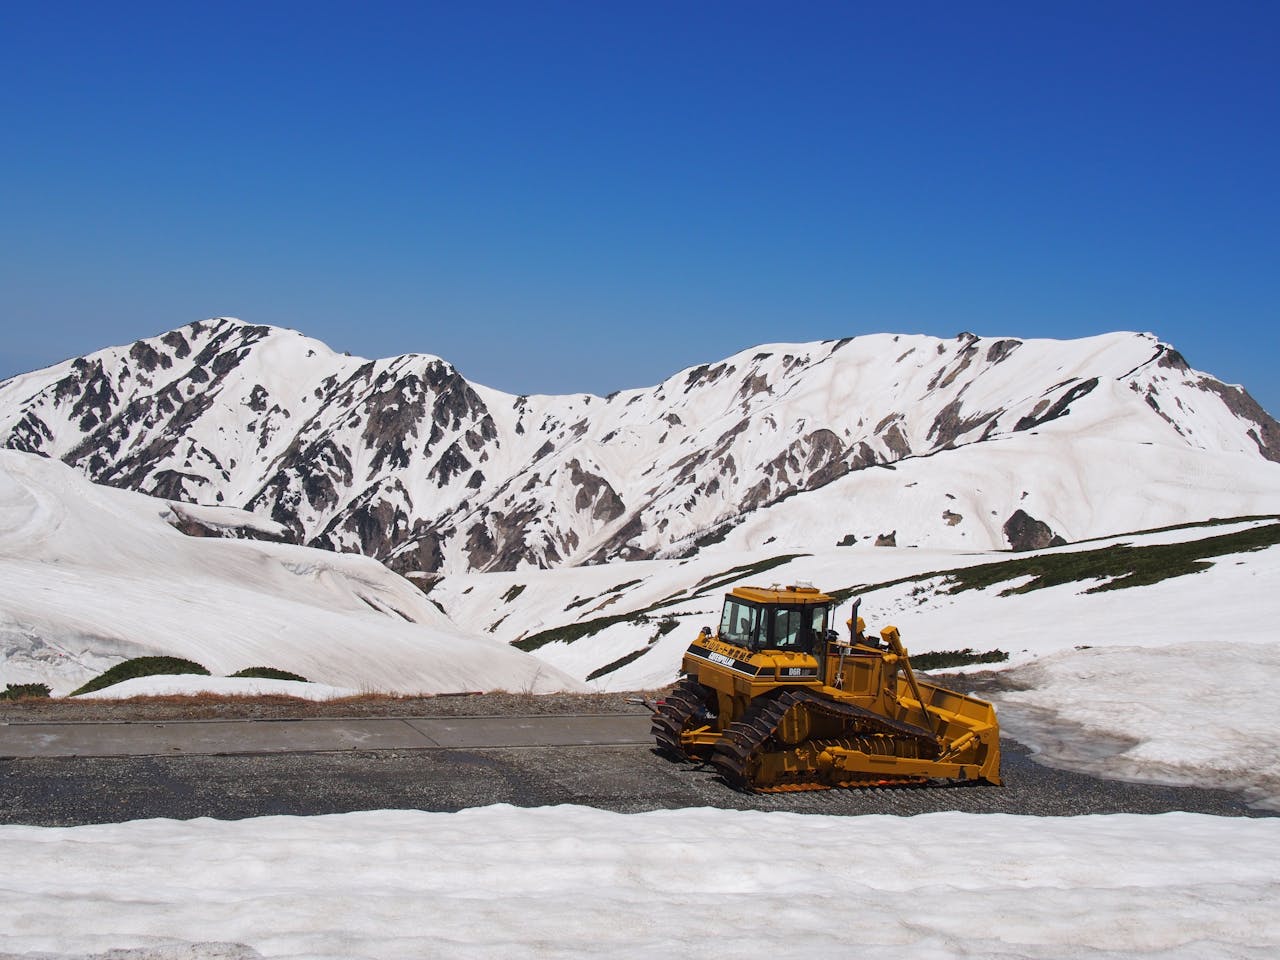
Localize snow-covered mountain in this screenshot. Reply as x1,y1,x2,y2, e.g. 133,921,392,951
2,318,1277,575
0,449,581,696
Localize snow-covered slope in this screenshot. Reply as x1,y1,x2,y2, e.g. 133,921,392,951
3,318,1277,575
4,806,1278,960
434,519,1277,684
0,449,580,696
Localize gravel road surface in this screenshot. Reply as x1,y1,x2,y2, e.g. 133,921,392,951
0,737,1268,827
0,689,1269,826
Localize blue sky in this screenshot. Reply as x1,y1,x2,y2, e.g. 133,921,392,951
2,1,1277,413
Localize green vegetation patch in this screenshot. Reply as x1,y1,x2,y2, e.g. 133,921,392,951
1068,514,1279,547
603,579,643,595
584,615,686,680
948,522,1280,596
652,616,681,640
71,656,211,696
513,608,642,651
513,608,676,653
229,667,309,682
563,579,643,613
585,647,650,682
500,584,527,603
689,554,808,598
829,521,1280,605
911,649,1008,671
1,682,51,700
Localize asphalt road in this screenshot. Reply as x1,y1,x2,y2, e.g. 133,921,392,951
0,713,651,757
0,712,1269,825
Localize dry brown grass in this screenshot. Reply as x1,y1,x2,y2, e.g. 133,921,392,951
0,688,651,722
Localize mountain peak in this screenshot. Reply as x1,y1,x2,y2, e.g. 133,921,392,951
2,319,1277,575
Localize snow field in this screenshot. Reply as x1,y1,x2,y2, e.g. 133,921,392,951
1,805,1277,959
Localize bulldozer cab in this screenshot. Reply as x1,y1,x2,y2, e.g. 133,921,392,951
718,585,832,656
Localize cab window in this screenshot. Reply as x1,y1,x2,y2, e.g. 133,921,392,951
771,608,802,649
766,604,831,653
719,598,832,653
719,599,759,649
809,605,829,636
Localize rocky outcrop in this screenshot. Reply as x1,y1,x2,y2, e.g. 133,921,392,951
568,459,626,522
928,400,998,449
165,504,292,543
1003,510,1066,552
1015,379,1100,432
1195,380,1280,463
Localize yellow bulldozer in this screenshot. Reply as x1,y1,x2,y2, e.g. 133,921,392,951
651,583,1001,792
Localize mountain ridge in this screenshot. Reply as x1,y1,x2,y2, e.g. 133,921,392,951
2,318,1277,575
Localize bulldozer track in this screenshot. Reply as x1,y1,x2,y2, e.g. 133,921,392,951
709,688,942,793
650,677,711,760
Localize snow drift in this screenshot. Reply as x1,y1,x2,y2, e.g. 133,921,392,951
0,449,580,696
1,805,1277,959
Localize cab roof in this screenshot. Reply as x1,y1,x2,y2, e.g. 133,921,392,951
729,584,833,605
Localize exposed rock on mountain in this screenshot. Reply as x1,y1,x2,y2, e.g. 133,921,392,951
2,318,1278,574
1003,510,1067,552
163,501,294,543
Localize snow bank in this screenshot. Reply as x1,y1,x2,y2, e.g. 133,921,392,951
996,642,1280,810
75,675,360,701
0,805,1277,959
